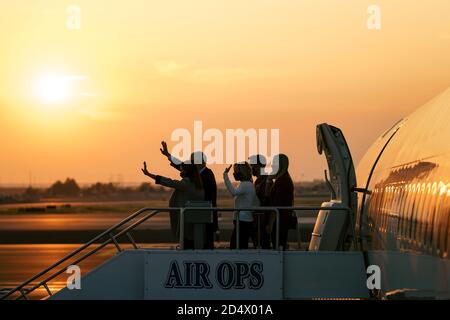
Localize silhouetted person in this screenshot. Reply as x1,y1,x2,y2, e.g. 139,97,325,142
141,161,204,249
248,154,271,249
266,154,296,250
160,142,218,249
223,162,259,249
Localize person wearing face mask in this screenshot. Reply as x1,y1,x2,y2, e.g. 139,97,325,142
223,162,260,249
265,154,296,250
141,161,204,249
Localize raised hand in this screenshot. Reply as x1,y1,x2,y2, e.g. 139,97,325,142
141,161,150,176
224,165,232,174
160,141,170,157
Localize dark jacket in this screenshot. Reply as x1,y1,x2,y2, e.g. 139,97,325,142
269,172,295,224
254,175,269,206
155,176,205,238
170,160,218,230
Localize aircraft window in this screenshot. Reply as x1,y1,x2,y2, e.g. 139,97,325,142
386,190,392,234
398,185,408,239
436,201,443,256
414,184,427,245
409,186,415,240
404,185,413,240
382,188,390,232
439,196,450,258
419,184,431,248
401,189,407,239
427,186,439,251
425,184,435,249
444,206,450,258
409,187,416,242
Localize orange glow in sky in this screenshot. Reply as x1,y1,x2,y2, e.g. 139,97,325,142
0,0,449,185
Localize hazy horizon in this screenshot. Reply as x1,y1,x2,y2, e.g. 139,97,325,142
0,178,327,189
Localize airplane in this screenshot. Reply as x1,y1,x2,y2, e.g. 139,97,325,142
2,88,449,300
353,87,450,298
310,87,450,299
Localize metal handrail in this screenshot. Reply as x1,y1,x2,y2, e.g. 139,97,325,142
180,206,350,250
17,210,163,299
1,207,166,300
1,205,350,300
179,207,281,249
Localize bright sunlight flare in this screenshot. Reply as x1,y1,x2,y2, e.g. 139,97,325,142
34,74,71,104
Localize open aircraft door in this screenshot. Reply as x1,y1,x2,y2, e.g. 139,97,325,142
309,123,358,251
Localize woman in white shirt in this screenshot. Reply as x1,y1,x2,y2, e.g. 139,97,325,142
223,162,260,249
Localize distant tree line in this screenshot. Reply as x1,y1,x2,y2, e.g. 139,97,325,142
48,178,81,197
45,178,164,197
28,178,330,197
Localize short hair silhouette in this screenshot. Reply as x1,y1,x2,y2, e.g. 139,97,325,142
248,154,267,167
190,151,207,165
233,162,253,181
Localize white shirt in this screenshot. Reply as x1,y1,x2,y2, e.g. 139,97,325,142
223,172,260,222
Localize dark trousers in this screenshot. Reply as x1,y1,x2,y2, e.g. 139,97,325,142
183,239,194,250
230,221,253,249
261,230,272,249
204,223,215,249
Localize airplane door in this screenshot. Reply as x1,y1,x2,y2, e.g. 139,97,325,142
316,124,357,210
309,124,357,251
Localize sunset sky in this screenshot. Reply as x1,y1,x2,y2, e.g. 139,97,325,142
1,0,449,186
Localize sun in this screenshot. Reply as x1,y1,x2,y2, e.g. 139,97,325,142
34,74,70,104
